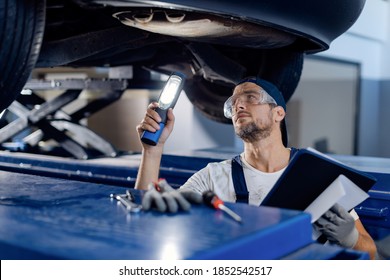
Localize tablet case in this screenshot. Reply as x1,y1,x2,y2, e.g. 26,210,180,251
261,148,377,211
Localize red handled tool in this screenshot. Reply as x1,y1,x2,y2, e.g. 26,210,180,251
203,190,242,223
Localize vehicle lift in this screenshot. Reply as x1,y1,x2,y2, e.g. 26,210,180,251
0,77,164,159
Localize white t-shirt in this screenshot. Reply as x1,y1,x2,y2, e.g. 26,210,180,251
179,152,359,219
180,153,285,206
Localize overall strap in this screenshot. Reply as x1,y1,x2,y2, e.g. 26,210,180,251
289,147,299,159
231,148,299,203
231,155,249,203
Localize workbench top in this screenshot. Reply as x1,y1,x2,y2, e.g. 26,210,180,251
0,169,316,260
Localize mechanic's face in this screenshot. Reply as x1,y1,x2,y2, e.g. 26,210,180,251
231,82,276,143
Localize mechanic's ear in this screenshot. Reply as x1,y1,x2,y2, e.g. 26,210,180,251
274,106,286,122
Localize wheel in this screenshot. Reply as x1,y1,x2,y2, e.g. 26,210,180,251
0,0,46,113
184,49,303,123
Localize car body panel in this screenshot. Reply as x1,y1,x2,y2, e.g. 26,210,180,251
0,0,366,122
83,0,366,52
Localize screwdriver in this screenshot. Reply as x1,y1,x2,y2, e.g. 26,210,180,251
202,190,242,223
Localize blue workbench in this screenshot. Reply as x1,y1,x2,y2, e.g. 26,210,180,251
0,168,368,260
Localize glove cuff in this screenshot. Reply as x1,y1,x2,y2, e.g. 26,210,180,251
340,227,359,248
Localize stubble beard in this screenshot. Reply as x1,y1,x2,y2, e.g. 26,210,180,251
235,120,272,143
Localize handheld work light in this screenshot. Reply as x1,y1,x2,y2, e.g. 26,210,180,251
141,72,186,146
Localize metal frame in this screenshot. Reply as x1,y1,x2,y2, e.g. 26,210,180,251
0,78,148,159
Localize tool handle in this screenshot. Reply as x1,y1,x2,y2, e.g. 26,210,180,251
141,122,165,146
202,190,223,209
203,190,242,223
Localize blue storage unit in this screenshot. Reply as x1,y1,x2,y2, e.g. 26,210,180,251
0,151,200,188
356,172,390,233
282,243,369,260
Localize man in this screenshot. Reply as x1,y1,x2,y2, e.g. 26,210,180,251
135,77,377,259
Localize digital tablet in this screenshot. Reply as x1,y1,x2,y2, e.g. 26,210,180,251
261,148,377,211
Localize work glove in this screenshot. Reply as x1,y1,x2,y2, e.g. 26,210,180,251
314,203,359,248
142,179,202,213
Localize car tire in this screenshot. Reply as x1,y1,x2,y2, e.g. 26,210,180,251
0,0,46,112
184,49,303,123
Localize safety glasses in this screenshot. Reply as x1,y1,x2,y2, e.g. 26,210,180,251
223,90,277,119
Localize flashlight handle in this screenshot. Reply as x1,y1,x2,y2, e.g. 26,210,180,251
141,122,165,146
155,107,168,124
141,107,168,146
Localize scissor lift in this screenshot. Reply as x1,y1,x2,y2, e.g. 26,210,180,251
0,77,164,159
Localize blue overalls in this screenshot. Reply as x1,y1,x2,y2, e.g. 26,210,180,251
231,147,299,204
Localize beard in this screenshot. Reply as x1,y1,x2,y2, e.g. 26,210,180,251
235,120,272,143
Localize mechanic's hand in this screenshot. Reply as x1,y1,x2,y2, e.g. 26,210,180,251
136,102,175,148
178,189,203,204
141,179,202,213
314,203,359,248
141,182,168,212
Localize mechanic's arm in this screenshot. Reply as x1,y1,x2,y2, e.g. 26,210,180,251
134,103,175,190
353,219,377,260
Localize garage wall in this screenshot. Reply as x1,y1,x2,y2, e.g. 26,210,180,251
379,81,390,157
287,58,359,155
319,0,390,157
88,90,149,152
